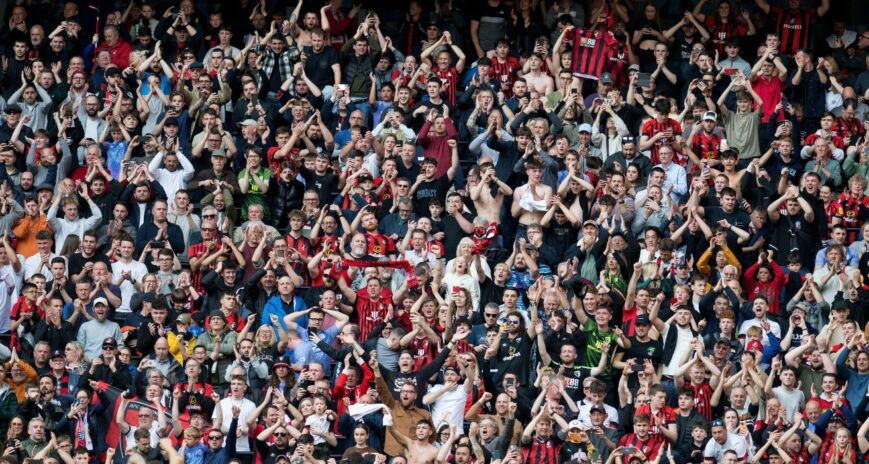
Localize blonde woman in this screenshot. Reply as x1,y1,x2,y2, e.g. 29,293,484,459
65,341,89,390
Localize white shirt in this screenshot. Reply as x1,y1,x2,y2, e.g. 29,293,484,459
703,432,748,461
576,399,619,429
148,151,195,203
112,260,149,312
23,253,63,281
663,322,695,376
428,383,469,433
125,421,161,450
738,318,782,347
0,266,15,333
214,397,257,453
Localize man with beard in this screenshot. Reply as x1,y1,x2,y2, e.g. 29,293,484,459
17,377,65,430
374,355,433,458
337,274,407,342
379,330,465,401
784,333,834,401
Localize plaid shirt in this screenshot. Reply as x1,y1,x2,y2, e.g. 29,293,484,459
259,45,300,89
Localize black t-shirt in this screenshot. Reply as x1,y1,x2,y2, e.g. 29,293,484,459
494,333,534,386
303,45,340,89
441,213,473,261
623,335,663,365
545,220,580,259
549,360,591,402
67,252,113,278
413,176,450,217
299,167,339,205
770,211,815,268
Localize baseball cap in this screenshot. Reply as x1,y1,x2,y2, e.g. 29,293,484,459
4,104,22,114
635,315,651,326
176,314,192,325
164,117,179,127
703,111,718,122
239,119,258,127
746,340,763,352
209,311,227,322
36,183,54,192
578,123,593,133
568,420,583,430
590,405,606,415
274,356,291,368
93,297,109,307
51,350,64,359
358,174,374,183
210,149,227,158
582,220,599,229
102,337,118,347
715,336,731,345
600,72,613,84
628,64,640,72
189,62,205,69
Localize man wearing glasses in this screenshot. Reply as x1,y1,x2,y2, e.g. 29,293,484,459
79,335,131,391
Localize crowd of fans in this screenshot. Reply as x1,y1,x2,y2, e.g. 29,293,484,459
0,1,868,464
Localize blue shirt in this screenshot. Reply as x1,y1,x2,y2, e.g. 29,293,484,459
261,295,308,335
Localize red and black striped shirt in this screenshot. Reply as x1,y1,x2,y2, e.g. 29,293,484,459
770,7,816,55
286,233,313,284
641,117,682,165
570,28,618,80
523,436,561,464
354,288,393,341
435,67,459,107
688,382,715,421
704,17,748,54
492,56,521,97
833,116,865,140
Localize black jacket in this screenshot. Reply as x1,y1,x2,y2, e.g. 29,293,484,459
269,177,305,230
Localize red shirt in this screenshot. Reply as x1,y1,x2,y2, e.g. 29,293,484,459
752,75,784,123
635,405,676,442
491,56,521,97
188,241,223,293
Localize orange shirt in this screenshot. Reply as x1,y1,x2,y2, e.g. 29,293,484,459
12,214,52,259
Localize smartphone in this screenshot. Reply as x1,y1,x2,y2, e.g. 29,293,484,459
396,140,403,147
637,73,652,88
781,96,789,108
723,68,737,76
693,114,701,124
623,447,636,455
535,38,546,47
631,364,644,373
250,94,258,106
570,88,578,95
302,365,310,373
309,327,319,335
505,378,515,388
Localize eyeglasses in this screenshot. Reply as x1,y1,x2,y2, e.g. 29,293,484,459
203,214,217,218
308,318,324,322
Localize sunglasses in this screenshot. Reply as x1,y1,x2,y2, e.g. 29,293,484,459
102,345,116,350
274,432,288,437
484,313,498,318
208,435,222,440
507,320,521,325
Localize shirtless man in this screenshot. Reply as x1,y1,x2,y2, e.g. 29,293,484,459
511,159,553,241
293,8,328,48
684,146,773,198
521,54,554,95
387,419,439,464
471,162,512,225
